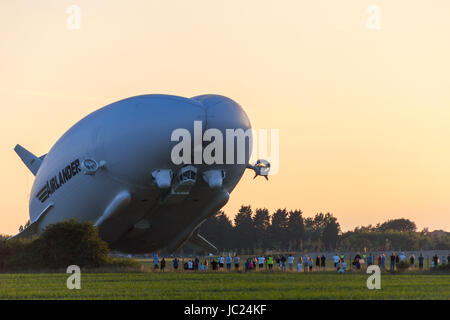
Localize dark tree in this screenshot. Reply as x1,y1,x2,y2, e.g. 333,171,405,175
253,208,270,250
233,205,255,251
270,208,289,250
199,211,234,250
376,218,417,232
321,213,341,249
287,210,305,251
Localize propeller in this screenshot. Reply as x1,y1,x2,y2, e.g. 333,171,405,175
246,159,271,180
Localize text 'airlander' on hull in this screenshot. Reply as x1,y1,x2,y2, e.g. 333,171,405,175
12,94,270,253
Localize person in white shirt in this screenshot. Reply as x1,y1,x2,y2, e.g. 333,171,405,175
288,254,295,271
258,256,265,269
219,256,225,269
303,255,308,272
333,254,339,268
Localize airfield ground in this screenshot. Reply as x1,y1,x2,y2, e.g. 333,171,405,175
0,270,448,299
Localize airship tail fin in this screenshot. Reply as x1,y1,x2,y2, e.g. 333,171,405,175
14,144,45,176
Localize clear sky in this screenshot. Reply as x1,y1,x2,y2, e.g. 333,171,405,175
1,0,449,235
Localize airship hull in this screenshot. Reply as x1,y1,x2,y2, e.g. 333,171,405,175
16,94,253,253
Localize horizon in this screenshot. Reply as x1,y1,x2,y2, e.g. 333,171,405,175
4,205,448,237
1,0,449,235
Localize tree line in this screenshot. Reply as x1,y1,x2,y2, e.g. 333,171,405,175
198,206,450,253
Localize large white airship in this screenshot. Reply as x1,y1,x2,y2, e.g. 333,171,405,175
12,94,269,253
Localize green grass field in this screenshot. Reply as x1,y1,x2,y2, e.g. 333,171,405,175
0,271,448,300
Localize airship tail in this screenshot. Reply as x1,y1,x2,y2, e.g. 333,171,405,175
14,144,46,176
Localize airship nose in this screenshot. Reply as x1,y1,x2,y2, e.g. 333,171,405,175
192,94,253,166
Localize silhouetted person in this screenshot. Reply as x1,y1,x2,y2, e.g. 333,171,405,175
409,254,415,268
234,255,240,270
418,253,424,269
390,253,396,271
194,256,199,270
281,255,286,271
211,259,218,271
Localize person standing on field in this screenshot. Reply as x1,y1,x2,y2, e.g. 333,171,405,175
234,255,240,270
218,255,225,270
297,256,303,272
432,254,439,267
153,253,159,269
258,255,265,270
418,252,425,269
267,256,274,270
315,256,320,270
275,256,281,270
297,258,302,272
321,254,326,270
333,253,339,268
288,254,295,271
390,253,395,271
194,256,200,271
367,254,373,266
410,254,415,268
226,255,232,271
281,255,287,271
418,253,424,269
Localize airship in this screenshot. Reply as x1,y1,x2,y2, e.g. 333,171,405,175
12,94,269,253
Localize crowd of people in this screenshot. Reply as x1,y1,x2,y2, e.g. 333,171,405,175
149,252,450,273
335,252,450,272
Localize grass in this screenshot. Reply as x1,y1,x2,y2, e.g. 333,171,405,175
0,270,448,300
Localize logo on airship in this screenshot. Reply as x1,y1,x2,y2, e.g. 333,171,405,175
35,159,82,203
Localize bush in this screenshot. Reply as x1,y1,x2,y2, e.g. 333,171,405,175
0,220,125,271
431,263,450,273
396,260,410,272
32,219,110,269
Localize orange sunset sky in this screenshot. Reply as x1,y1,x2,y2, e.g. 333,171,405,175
1,0,449,236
